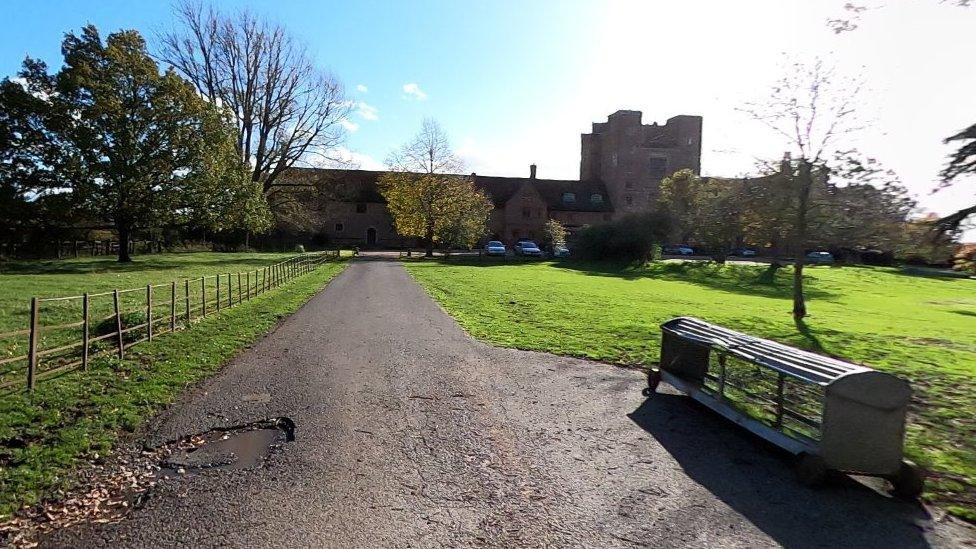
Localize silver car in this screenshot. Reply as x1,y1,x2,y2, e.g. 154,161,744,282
484,241,507,256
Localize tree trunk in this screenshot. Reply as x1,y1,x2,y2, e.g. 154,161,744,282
792,160,813,320
793,257,806,319
424,225,435,257
118,225,132,263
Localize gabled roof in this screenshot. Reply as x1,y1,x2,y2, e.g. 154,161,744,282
473,176,613,212
281,167,613,212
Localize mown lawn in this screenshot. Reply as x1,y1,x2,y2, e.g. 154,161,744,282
0,254,348,517
0,252,311,385
404,258,976,520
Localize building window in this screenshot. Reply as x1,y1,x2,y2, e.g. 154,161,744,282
625,195,633,205
562,192,576,203
335,223,344,232
649,157,669,180
355,203,367,213
590,193,603,204
611,153,618,167
522,208,531,218
625,181,634,190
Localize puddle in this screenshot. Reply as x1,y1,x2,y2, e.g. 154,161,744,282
161,417,295,474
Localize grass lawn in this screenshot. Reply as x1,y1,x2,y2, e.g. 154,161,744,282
404,258,976,520
0,252,314,386
0,253,348,517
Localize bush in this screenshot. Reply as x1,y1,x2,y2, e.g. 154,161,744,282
294,244,306,253
573,210,672,262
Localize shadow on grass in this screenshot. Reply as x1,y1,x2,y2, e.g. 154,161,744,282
628,394,934,548
409,256,840,301
793,317,827,354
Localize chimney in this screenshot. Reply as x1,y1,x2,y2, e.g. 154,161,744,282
529,164,537,179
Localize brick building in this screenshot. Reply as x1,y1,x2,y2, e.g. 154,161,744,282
289,110,702,247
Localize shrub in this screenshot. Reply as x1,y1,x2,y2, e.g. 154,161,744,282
573,210,672,262
294,244,306,253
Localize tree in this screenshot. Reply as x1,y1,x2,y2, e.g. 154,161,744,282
543,219,568,250
660,169,746,261
379,119,492,256
0,25,264,261
160,1,351,207
740,59,863,320
938,123,976,231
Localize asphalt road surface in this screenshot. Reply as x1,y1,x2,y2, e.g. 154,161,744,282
50,254,975,548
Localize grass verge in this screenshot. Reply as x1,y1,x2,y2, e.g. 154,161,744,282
0,258,347,517
404,258,976,521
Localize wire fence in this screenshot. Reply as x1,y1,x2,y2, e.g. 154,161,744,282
0,251,340,394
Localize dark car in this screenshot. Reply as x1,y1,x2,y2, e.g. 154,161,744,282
663,244,695,256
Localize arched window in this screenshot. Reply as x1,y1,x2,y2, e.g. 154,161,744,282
590,193,603,204
562,192,576,203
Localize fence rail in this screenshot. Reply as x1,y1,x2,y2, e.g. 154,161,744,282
0,251,340,393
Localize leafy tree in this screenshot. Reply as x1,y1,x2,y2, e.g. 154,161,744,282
0,26,267,262
660,169,745,260
939,123,976,231
543,219,568,250
379,119,492,256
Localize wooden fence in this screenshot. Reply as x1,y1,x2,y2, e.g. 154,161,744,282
0,251,339,393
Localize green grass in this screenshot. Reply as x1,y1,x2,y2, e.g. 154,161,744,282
0,252,312,384
0,255,347,517
404,258,976,520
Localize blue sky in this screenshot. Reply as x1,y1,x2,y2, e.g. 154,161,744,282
2,1,975,235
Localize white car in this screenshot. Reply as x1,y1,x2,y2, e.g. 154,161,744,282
484,241,507,256
552,246,570,258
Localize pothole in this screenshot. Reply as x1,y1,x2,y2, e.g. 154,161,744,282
1,417,295,547
160,417,295,474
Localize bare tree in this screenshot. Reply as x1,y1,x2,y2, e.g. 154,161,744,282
740,59,863,320
159,1,351,208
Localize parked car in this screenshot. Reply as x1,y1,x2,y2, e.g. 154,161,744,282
806,251,835,265
484,240,507,256
514,240,543,257
663,244,695,256
552,245,571,258
731,247,757,257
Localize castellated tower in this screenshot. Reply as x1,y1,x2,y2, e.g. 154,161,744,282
580,110,702,216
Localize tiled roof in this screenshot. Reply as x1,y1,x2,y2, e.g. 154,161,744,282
282,168,614,212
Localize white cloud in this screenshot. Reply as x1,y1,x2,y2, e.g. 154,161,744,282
340,118,359,132
356,101,379,120
333,147,385,171
355,84,368,93
402,82,428,101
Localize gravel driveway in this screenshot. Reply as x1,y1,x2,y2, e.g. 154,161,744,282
48,254,975,548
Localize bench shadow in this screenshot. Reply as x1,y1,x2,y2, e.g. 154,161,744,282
628,393,936,548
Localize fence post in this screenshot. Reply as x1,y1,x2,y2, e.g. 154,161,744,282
227,274,232,308
201,277,207,317
113,289,124,360
216,274,221,311
82,293,90,371
170,281,176,332
146,284,153,342
26,297,39,391
246,271,251,300
237,272,242,304
184,279,191,323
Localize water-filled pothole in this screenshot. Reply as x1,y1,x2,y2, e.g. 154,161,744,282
161,417,295,474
